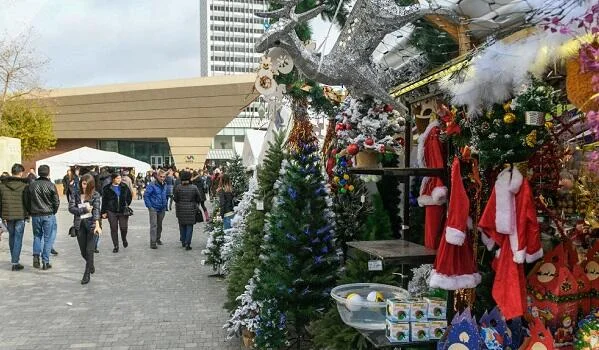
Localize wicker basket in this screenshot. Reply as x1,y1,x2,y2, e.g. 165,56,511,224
355,151,379,168
242,328,255,349
566,57,599,112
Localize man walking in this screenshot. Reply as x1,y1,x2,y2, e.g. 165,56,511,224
144,170,167,249
28,165,60,270
0,164,30,271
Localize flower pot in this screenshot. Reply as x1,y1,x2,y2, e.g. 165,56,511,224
355,151,379,168
566,57,599,112
242,328,255,349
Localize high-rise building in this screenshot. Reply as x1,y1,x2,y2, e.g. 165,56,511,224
200,0,268,163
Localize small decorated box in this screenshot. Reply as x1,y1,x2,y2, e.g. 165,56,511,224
385,319,410,343
425,297,447,320
410,299,428,322
429,320,447,340
386,299,410,322
410,322,429,342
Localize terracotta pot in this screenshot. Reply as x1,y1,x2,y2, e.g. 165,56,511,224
242,328,255,349
566,57,599,112
355,150,379,168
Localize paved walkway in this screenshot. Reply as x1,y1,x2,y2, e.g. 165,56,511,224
0,199,239,350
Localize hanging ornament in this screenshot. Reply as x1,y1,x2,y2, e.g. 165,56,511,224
343,174,350,180
545,121,554,129
503,113,516,124
383,104,394,113
267,47,294,74
333,176,340,183
364,137,374,146
348,185,355,192
525,130,537,147
346,144,359,156
335,123,345,132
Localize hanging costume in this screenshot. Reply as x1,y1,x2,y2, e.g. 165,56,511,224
430,157,481,290
417,119,447,249
478,167,543,319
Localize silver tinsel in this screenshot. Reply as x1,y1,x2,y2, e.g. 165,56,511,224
255,0,454,110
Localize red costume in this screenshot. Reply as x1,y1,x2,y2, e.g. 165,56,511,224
478,167,543,319
430,157,481,290
417,119,447,249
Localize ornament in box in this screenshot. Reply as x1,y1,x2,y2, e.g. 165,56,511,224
519,318,554,350
437,308,481,350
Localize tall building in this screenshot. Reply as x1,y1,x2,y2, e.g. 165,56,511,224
199,0,268,164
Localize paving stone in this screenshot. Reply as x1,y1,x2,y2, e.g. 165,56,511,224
0,200,240,349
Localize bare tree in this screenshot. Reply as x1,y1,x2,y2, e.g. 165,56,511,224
0,29,48,115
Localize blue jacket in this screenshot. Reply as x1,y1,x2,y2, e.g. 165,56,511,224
144,181,167,212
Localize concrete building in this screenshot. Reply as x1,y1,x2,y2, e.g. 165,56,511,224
29,75,257,171
199,0,268,161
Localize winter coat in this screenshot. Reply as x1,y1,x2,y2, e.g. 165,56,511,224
173,183,201,225
0,176,29,220
144,181,168,212
219,190,234,217
101,183,132,214
68,190,101,231
27,177,60,216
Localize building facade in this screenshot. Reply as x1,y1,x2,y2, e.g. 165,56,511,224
199,0,268,160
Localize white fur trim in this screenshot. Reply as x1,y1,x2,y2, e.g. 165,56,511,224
445,227,466,246
417,119,440,168
417,194,446,206
494,167,523,235
495,248,501,258
513,249,526,264
432,186,448,203
508,230,524,263
479,229,496,250
526,248,544,263
429,270,482,290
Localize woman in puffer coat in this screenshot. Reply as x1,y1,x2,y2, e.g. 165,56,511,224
173,170,201,250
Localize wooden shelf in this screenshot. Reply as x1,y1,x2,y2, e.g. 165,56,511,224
348,167,445,177
347,240,436,265
358,329,437,349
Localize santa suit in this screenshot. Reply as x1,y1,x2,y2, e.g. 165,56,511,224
417,119,447,249
478,167,543,320
429,157,481,290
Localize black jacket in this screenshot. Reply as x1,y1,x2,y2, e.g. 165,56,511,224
219,191,234,217
173,183,201,225
68,190,101,231
101,183,132,214
27,177,59,216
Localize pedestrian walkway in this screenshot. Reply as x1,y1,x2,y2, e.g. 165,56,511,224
0,199,239,350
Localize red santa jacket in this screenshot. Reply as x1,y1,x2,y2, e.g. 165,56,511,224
478,167,543,319
417,119,447,206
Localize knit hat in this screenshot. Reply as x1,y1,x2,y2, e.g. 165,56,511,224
180,171,192,182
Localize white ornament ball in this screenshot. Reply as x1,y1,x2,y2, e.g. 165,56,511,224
346,293,364,311
366,291,385,302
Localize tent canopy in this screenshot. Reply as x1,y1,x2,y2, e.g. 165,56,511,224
37,146,152,182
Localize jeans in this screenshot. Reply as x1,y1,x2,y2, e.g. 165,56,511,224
32,215,57,264
179,224,193,246
77,219,95,273
223,215,232,230
168,195,174,211
7,219,25,264
148,209,165,243
107,211,129,248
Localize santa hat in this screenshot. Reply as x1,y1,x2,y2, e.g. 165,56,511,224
445,157,470,246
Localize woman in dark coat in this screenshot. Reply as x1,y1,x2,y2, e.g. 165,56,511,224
101,173,133,253
173,171,202,250
68,174,102,285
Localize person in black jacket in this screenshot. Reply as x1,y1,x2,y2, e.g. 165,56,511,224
68,174,102,284
173,171,202,250
27,165,60,270
101,173,132,253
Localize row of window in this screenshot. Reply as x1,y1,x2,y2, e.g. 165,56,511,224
211,55,260,63
210,15,264,24
210,34,257,43
211,25,264,34
211,66,255,72
210,5,265,13
210,45,258,53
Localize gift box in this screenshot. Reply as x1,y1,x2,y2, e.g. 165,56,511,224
429,320,447,340
410,299,428,322
385,319,410,343
479,307,511,348
410,322,429,342
425,297,447,320
572,263,592,315
437,308,481,350
584,241,599,309
386,299,410,322
519,318,554,350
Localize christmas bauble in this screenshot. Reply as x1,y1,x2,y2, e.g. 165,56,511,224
339,179,347,186
340,188,347,194
503,113,516,124
343,174,350,180
365,138,374,146
545,121,554,129
346,293,363,311
333,176,340,183
348,185,355,192
397,137,405,147
331,149,338,156
335,123,345,132
366,291,385,302
383,104,394,113
347,144,359,155
378,145,386,153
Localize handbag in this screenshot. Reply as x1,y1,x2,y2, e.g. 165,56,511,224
195,206,204,223
68,226,78,237
123,206,134,217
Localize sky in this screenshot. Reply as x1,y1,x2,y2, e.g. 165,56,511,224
0,0,339,89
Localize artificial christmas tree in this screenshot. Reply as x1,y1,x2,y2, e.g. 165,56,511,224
203,204,225,276
252,139,337,349
228,154,249,199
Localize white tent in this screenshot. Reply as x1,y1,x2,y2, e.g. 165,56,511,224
37,147,152,182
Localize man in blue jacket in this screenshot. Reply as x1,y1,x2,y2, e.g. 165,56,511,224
144,170,167,249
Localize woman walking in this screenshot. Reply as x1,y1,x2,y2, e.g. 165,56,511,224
135,173,145,200
101,173,132,253
173,171,202,250
218,174,234,230
68,174,101,284
165,169,175,211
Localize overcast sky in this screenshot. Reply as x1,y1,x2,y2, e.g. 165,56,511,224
0,0,339,89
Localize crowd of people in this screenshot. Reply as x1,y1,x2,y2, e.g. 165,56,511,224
0,162,236,285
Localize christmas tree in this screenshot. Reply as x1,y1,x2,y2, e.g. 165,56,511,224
252,139,337,349
203,203,225,275
229,154,249,199
225,132,286,311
